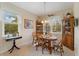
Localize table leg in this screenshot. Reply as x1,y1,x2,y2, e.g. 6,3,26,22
9,48,14,53
13,40,20,49
15,45,20,49
48,40,52,54
8,39,20,53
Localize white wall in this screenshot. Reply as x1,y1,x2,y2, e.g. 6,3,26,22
0,3,37,54
74,3,79,56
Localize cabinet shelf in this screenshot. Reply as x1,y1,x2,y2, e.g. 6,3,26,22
36,20,43,34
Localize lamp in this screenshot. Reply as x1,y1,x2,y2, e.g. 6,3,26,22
41,2,48,24
45,20,48,23
41,20,44,23
41,20,48,24
66,12,71,18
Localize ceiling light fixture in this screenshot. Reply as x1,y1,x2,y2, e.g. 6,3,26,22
41,2,48,24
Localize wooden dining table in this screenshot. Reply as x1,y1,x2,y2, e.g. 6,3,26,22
43,37,57,54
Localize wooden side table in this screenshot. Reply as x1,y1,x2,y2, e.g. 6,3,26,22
5,36,22,53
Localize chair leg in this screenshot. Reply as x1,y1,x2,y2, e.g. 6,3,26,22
62,46,64,53
32,38,34,44
53,47,56,52
42,44,47,54
42,44,45,54
60,46,64,56
36,45,38,51
60,48,62,56
42,47,44,54
56,47,59,51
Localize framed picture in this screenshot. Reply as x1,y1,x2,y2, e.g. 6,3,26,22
24,19,33,29
75,18,78,27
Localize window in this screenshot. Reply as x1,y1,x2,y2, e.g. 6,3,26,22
51,16,62,32
45,23,50,33
3,12,18,36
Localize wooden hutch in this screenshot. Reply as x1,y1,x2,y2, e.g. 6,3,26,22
36,18,43,34
62,13,74,50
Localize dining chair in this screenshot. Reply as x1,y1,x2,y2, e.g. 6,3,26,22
53,34,64,56
47,33,52,37
42,33,53,54
32,32,37,45
44,32,52,38
35,33,44,50
42,39,49,54
35,33,49,54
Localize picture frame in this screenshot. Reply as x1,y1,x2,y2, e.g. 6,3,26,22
75,18,79,27
24,19,33,29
